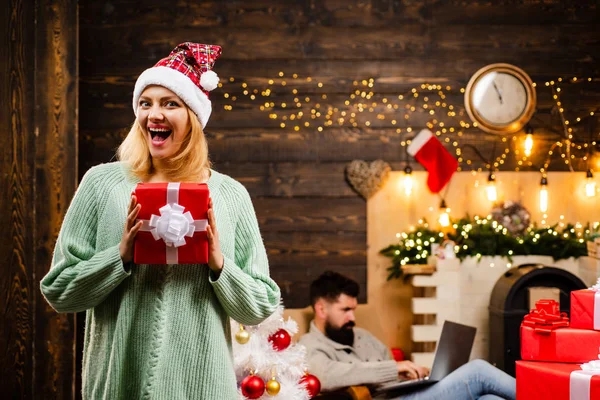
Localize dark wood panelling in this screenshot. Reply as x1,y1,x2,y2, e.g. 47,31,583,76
79,0,600,310
1,0,78,399
1,1,35,397
34,1,78,398
79,0,599,29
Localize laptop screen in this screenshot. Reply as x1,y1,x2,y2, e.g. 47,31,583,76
429,320,477,381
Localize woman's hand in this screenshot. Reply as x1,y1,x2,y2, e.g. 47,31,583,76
120,195,143,264
206,197,224,275
396,360,430,380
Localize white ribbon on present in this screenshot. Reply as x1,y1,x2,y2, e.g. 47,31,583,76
570,351,600,399
139,182,208,264
590,278,600,330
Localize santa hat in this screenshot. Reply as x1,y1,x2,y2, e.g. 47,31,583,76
132,42,222,128
407,129,458,193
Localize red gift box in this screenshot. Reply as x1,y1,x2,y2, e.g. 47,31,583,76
516,361,600,400
521,325,600,363
521,299,600,363
571,289,600,331
133,182,209,265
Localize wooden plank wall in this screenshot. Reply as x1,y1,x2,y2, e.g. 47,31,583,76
79,0,599,308
1,0,78,398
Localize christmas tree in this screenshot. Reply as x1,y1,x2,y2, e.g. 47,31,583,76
232,305,321,399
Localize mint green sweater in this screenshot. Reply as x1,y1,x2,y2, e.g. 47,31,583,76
40,162,281,399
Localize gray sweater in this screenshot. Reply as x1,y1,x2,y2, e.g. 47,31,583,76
299,321,399,391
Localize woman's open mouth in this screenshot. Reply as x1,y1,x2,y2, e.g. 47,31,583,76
149,128,172,146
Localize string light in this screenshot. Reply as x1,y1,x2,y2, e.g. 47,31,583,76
539,176,549,213
585,169,596,197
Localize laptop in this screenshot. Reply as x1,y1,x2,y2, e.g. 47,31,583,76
372,320,477,397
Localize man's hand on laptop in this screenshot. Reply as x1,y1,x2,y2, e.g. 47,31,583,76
396,361,430,381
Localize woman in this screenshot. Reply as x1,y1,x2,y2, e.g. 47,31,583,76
40,42,281,399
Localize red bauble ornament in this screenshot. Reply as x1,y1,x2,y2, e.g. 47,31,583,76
300,373,321,398
268,328,291,351
241,375,265,399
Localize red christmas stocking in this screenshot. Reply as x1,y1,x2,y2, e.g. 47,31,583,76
408,129,458,193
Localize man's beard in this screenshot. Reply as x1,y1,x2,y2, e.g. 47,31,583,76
325,321,355,346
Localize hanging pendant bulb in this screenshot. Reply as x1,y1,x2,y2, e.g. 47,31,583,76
586,169,596,197
486,172,497,202
539,176,548,213
524,125,534,157
438,199,451,227
403,165,414,196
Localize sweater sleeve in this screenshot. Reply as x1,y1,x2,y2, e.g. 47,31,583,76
40,167,131,313
306,348,399,391
209,183,280,325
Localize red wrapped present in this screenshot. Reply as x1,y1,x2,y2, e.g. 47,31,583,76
521,323,600,363
520,299,600,363
571,286,600,331
133,182,209,265
516,360,600,400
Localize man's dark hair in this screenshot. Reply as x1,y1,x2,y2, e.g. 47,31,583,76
309,271,359,307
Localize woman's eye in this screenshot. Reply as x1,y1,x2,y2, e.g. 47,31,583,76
166,101,179,107
139,101,150,107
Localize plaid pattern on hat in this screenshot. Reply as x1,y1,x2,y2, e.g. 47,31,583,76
133,42,222,128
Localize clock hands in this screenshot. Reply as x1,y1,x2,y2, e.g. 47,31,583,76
492,81,503,104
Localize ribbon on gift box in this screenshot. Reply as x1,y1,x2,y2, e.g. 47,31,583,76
590,279,600,330
570,352,600,400
138,182,208,264
522,299,569,334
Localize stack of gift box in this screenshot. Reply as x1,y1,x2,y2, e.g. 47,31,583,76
516,280,600,399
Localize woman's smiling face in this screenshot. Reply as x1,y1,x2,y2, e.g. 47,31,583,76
136,85,191,161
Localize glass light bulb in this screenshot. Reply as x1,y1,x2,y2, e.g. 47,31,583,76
486,181,497,202
539,187,548,212
586,178,596,197
524,134,533,157
403,174,414,196
438,208,450,227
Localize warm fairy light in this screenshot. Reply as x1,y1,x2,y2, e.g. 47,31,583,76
486,173,497,202
539,176,548,213
586,170,596,197
403,166,414,196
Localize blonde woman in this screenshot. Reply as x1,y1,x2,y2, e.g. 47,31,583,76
41,42,280,399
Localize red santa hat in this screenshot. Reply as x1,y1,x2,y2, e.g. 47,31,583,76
132,42,222,128
407,129,458,193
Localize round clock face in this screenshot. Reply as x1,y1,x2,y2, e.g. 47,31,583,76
471,71,528,125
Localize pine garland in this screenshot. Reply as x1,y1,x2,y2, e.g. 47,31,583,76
380,216,595,280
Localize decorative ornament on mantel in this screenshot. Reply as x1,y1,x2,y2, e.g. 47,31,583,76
345,159,391,199
490,201,531,236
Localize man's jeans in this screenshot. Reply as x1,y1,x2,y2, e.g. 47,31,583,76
377,359,516,400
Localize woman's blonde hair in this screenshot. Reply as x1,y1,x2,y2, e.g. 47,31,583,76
117,107,211,182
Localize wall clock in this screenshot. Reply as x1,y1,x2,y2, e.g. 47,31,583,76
464,63,536,134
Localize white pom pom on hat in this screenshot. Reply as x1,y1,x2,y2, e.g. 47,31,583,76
200,70,219,92
132,42,222,128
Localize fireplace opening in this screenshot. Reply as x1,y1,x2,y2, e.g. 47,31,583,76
488,263,586,377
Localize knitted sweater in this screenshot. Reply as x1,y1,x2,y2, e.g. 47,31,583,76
40,162,281,400
299,322,399,392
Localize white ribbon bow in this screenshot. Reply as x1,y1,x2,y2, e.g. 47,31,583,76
581,350,600,373
148,203,197,247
